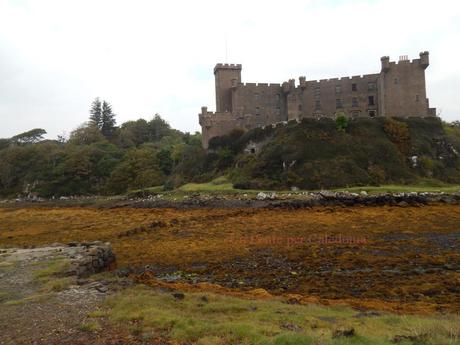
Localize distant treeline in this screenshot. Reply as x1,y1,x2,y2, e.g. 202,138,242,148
1,100,460,197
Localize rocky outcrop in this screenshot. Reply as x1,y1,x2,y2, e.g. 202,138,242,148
64,241,116,278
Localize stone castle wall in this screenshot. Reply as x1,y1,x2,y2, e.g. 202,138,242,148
199,52,436,148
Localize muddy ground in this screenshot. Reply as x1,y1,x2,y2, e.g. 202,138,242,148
1,203,459,314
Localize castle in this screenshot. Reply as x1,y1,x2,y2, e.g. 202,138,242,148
199,52,436,148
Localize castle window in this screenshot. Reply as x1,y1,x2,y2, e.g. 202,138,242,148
255,93,259,101
314,94,320,101
368,82,376,91
415,94,420,102
335,85,341,94
352,83,357,92
336,99,342,109
368,96,375,106
352,97,359,107
276,94,280,102
368,110,377,117
314,86,320,96
255,107,260,115
315,100,321,110
352,111,361,118
298,104,302,111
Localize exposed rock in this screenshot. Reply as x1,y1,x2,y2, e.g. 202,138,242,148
392,334,428,344
172,292,185,300
333,327,355,337
62,242,115,278
354,310,380,318
281,322,302,332
256,192,277,200
95,285,109,293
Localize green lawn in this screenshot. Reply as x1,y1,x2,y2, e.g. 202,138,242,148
126,176,460,199
99,285,460,345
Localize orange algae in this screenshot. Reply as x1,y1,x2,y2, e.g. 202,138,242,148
1,204,459,314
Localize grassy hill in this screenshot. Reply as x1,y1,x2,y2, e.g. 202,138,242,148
207,117,460,190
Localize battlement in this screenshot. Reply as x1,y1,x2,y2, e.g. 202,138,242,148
239,82,282,88
214,63,242,73
381,52,430,72
302,74,378,86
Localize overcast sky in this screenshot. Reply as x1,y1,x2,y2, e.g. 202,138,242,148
0,0,459,139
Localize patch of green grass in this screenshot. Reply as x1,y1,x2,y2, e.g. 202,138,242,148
4,299,25,306
334,183,460,194
0,261,15,274
79,321,102,332
41,277,74,292
127,185,165,197
88,310,108,318
104,286,460,345
178,182,235,192
270,333,313,345
0,261,14,268
4,293,50,305
0,291,10,301
33,259,70,281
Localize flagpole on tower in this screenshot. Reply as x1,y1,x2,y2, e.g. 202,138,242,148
225,33,228,62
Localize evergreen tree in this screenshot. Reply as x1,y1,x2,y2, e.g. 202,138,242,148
101,101,116,138
89,98,102,129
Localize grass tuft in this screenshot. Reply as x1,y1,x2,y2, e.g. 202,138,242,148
33,259,70,281
79,322,102,332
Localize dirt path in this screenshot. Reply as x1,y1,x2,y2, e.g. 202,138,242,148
0,245,150,345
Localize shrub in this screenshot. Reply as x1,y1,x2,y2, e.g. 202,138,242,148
335,113,349,132
383,118,411,154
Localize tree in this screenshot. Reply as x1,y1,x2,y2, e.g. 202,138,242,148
89,98,102,129
148,114,171,141
69,124,105,145
101,101,116,138
157,149,173,175
118,119,150,147
11,128,47,144
0,139,10,151
104,147,166,194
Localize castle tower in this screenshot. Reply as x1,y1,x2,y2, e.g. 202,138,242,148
214,63,242,113
379,52,433,117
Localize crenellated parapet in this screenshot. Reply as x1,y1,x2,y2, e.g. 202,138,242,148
381,56,390,72
419,51,429,69
214,63,242,74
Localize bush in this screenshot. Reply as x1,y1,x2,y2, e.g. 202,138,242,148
383,118,411,154
335,113,349,132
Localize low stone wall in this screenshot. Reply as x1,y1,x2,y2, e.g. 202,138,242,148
64,241,116,278
126,191,460,209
